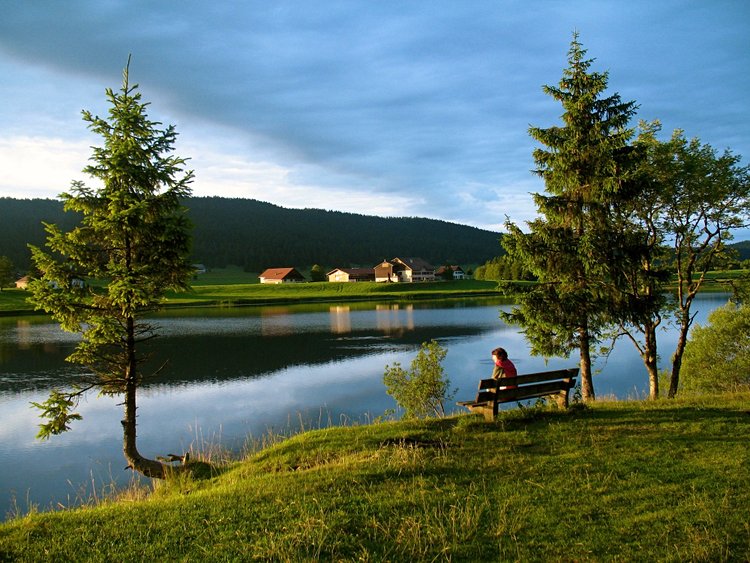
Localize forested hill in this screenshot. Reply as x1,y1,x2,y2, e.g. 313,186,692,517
732,240,750,262
0,196,502,271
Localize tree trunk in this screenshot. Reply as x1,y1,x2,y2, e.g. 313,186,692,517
578,326,595,402
668,317,690,399
668,303,695,399
122,316,167,479
643,323,659,400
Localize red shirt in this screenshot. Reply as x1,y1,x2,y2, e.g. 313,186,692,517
494,358,518,389
498,358,517,378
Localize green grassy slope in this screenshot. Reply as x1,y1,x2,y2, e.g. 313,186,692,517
2,394,748,561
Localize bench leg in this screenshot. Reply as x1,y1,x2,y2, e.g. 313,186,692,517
553,390,569,409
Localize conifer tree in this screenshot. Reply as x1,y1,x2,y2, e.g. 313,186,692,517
28,60,194,478
502,34,641,401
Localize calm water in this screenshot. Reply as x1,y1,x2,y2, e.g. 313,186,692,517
0,294,731,519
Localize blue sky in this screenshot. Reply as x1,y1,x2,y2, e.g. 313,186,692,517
1,1,748,236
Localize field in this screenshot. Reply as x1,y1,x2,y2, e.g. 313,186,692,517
1,393,748,561
0,270,504,314
3,266,746,315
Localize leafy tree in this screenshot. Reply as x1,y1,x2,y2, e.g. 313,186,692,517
656,132,750,397
502,34,641,401
383,340,455,418
0,256,14,290
730,271,750,305
608,121,673,399
680,302,750,393
614,123,750,399
439,263,455,281
27,60,194,479
310,264,326,282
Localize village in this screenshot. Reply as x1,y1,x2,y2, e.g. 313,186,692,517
258,257,467,284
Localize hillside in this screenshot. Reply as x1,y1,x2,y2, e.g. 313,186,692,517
732,240,750,261
1,394,748,560
0,196,501,272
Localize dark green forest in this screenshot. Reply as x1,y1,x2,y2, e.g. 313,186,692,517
0,196,502,272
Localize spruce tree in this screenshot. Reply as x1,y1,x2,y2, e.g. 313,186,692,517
502,34,640,401
28,60,194,478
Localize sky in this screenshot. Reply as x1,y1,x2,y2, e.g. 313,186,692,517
1,1,748,237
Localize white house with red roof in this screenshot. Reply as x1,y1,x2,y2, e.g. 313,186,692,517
258,267,306,284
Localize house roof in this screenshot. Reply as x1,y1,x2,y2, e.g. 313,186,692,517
392,257,435,271
259,267,305,280
436,265,464,274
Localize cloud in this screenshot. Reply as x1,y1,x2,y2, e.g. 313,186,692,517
0,136,93,198
0,1,748,236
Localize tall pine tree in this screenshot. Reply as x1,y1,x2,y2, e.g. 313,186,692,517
28,59,194,478
502,34,640,401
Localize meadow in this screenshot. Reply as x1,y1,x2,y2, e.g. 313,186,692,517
3,265,744,315
0,269,504,314
1,393,748,561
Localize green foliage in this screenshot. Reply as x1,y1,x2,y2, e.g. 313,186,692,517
502,34,643,400
29,390,84,439
26,58,193,477
438,263,454,281
681,303,750,393
627,122,750,398
0,255,14,290
474,254,534,281
309,263,326,282
0,196,501,271
383,340,455,418
731,272,750,304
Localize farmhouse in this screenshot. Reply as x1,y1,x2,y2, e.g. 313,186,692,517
327,268,375,282
436,265,467,280
374,257,435,283
259,267,306,284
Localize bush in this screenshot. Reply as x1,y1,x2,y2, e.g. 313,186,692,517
383,340,455,419
681,302,750,393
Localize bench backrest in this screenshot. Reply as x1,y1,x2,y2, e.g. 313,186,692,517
474,368,579,403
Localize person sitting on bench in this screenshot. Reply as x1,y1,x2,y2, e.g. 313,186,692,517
491,347,517,390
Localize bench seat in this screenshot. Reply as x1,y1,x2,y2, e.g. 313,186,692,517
458,368,578,420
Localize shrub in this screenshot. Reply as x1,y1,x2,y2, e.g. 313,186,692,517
681,302,750,393
383,340,455,419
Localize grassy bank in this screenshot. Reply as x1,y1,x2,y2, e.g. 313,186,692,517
164,278,503,308
0,277,504,315
4,265,745,315
2,393,748,561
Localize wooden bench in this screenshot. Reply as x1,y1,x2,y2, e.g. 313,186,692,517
457,368,579,421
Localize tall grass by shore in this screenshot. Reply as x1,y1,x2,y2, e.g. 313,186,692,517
1,393,748,561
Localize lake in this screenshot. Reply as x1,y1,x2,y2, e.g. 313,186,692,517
0,294,731,519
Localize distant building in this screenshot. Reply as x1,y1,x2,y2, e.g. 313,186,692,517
259,267,306,284
374,257,435,282
14,275,84,289
436,265,466,280
326,268,375,282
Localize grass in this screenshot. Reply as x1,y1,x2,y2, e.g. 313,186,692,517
165,278,503,308
4,266,747,315
0,289,31,313
1,393,749,561
0,277,504,314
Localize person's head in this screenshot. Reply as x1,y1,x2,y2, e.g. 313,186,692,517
492,347,508,361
